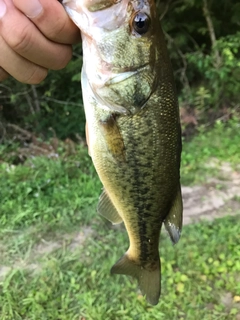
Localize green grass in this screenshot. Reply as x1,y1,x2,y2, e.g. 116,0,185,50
0,215,240,319
0,118,240,319
181,117,240,184
0,146,101,232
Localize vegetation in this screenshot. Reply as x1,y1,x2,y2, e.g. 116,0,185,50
0,214,240,319
181,117,240,185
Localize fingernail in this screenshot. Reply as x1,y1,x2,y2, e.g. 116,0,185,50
0,0,7,19
16,0,43,18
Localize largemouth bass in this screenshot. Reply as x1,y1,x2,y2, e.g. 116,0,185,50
63,0,183,305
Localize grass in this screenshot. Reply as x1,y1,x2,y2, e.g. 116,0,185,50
0,146,101,232
0,118,240,319
0,216,240,319
181,117,240,184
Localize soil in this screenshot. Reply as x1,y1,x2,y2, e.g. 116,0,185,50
182,163,240,225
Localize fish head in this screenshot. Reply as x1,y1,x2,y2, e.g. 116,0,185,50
63,0,160,114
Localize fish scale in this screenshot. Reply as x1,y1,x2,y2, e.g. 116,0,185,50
63,0,183,305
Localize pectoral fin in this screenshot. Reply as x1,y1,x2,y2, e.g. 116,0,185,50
99,115,126,162
97,189,123,224
164,184,183,244
85,122,91,157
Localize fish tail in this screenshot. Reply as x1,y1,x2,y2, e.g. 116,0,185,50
111,253,160,305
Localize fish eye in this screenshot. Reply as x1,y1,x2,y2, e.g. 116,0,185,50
132,12,151,35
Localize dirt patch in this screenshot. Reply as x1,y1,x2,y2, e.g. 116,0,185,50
183,168,240,224
0,266,11,280
29,227,94,258
68,226,94,250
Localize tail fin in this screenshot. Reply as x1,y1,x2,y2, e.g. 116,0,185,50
111,254,160,305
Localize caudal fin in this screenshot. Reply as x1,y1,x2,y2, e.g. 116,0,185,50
111,254,160,305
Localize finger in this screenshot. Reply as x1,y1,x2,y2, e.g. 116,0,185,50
0,0,72,70
13,0,81,44
0,67,9,81
0,37,48,84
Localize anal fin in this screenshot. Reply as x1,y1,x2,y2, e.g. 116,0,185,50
164,184,183,244
97,189,123,224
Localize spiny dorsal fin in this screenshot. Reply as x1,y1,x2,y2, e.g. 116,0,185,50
97,190,123,224
164,184,183,244
111,253,161,306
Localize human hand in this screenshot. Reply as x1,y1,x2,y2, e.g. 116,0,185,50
0,0,81,83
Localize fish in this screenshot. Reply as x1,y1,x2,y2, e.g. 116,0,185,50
62,0,183,305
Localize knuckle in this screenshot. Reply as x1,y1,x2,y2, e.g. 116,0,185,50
7,24,32,53
47,17,67,41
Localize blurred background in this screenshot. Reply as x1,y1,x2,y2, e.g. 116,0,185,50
1,0,240,141
0,0,240,319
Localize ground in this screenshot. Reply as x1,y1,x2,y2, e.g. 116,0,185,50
183,162,240,224
0,154,239,319
1,162,239,279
